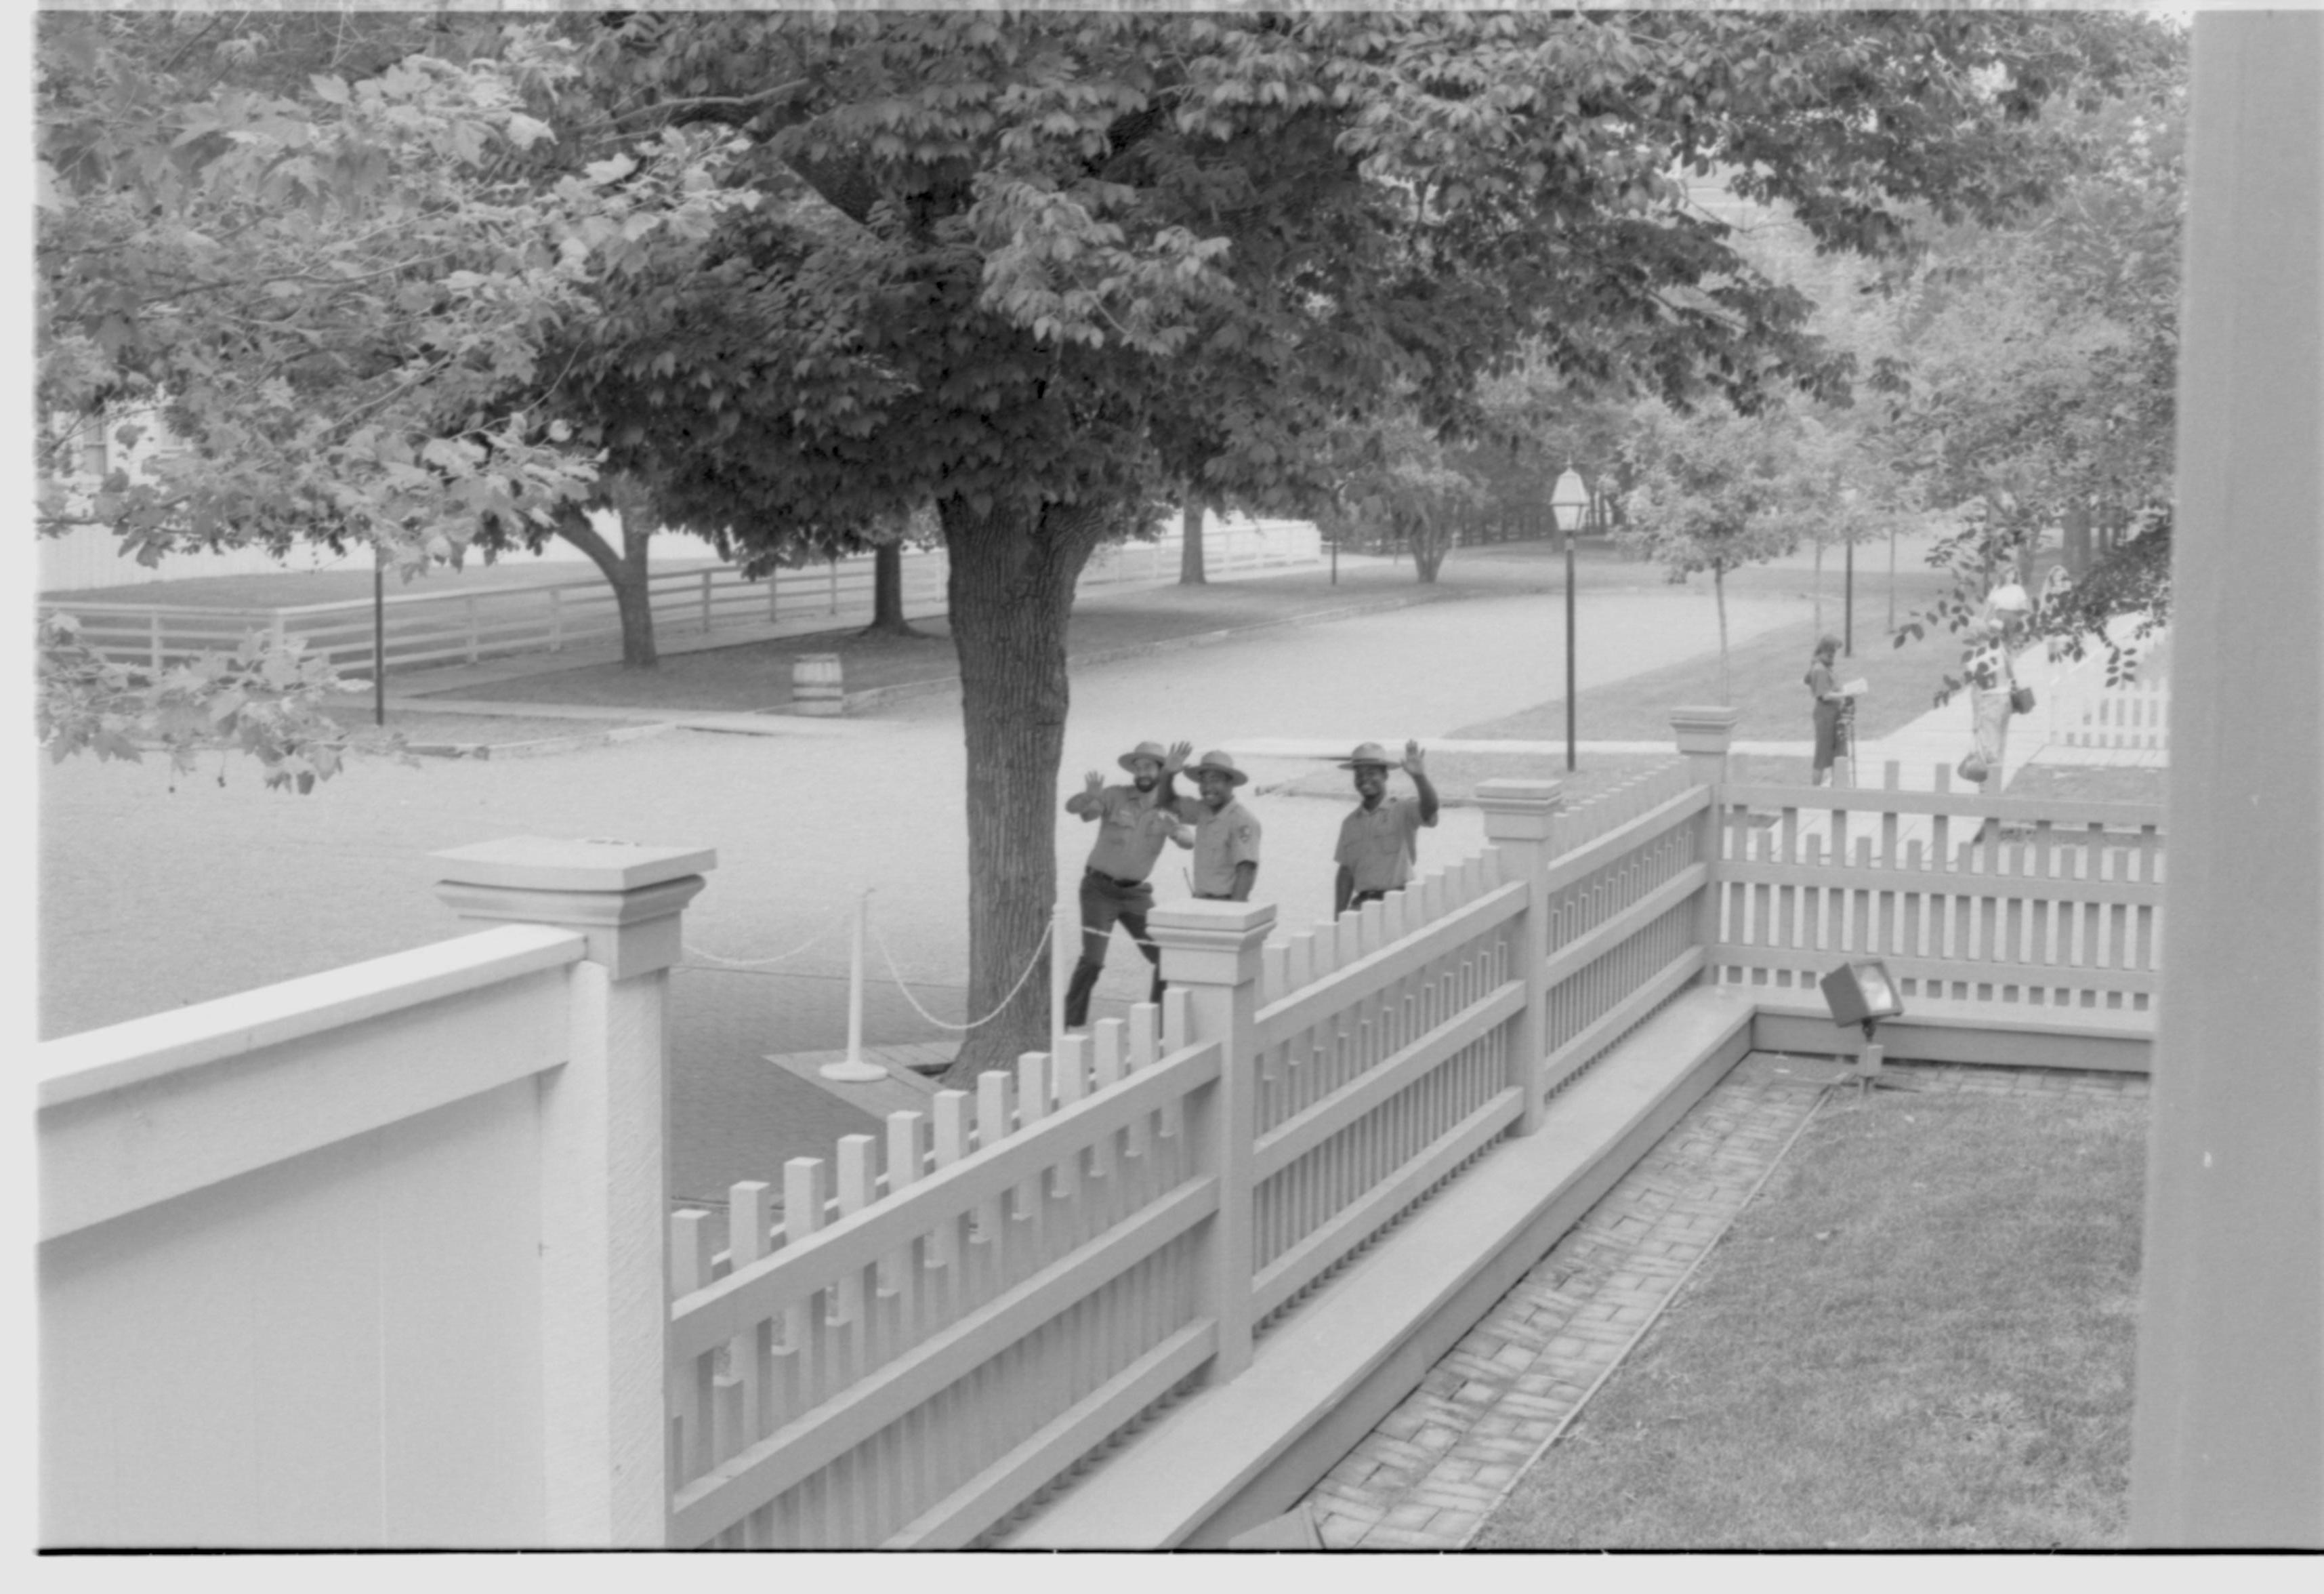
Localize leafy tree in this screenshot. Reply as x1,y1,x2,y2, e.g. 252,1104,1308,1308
36,12,751,745
1314,401,1491,583
1616,401,1835,701
1871,56,2188,689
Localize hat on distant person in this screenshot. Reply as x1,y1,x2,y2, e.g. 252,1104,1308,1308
1336,741,1395,771
1186,750,1249,785
1117,740,1170,773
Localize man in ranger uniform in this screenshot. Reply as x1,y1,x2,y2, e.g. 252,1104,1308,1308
1182,750,1262,903
1062,738,1193,1029
1333,739,1439,914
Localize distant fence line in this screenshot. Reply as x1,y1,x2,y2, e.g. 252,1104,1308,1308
41,520,1321,680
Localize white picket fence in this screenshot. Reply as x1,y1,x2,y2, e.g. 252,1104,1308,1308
1710,769,2165,1013
660,760,1708,1548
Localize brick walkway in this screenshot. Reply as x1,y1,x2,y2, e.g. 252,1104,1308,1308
1299,1053,2151,1549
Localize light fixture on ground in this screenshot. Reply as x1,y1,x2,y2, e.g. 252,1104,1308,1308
1821,957,1913,1092
1548,464,1590,773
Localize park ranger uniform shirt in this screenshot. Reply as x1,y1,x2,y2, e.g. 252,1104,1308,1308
1068,785,1184,883
1335,795,1435,895
1188,798,1262,898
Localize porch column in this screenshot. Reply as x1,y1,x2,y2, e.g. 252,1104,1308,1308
433,836,715,1548
2128,9,2323,1547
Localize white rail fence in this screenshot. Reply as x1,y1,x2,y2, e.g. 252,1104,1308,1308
2042,642,2172,756
41,520,1321,680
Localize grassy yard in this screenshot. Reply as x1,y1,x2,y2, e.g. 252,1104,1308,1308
1455,607,1971,750
1476,1085,2147,1549
424,571,1461,710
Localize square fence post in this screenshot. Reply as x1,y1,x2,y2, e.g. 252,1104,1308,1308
1146,899,1274,1385
1476,779,1563,1134
430,836,716,1548
1670,706,1741,983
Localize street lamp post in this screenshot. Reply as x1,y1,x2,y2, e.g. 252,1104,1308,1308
1844,535,1855,657
1549,465,1590,774
373,545,387,728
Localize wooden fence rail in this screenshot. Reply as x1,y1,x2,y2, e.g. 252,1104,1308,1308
43,522,1321,680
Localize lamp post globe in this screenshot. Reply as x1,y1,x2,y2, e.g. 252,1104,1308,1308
1548,466,1590,773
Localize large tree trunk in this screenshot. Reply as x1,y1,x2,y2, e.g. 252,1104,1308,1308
2063,499,2094,579
860,540,922,636
1177,498,1208,585
554,502,658,668
938,497,1108,1087
1409,510,1448,583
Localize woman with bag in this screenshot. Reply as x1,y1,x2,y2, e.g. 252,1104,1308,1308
1959,585,2032,790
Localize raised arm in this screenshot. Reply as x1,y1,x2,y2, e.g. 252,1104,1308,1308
1403,739,1439,825
1150,739,1192,807
1065,769,1106,819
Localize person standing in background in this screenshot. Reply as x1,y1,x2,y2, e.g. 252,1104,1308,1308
1807,634,1848,787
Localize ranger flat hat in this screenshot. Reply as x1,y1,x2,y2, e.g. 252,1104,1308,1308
1336,741,1396,770
1117,741,1170,773
1186,750,1249,785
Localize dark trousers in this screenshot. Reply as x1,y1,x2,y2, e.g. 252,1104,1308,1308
1350,888,1389,909
1064,869,1164,1027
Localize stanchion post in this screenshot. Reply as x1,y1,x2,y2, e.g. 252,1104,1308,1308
821,891,886,1082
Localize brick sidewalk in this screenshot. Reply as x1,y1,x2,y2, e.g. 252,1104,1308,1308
1299,1053,2151,1549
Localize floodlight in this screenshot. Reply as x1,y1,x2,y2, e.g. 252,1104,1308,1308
1820,958,1912,1093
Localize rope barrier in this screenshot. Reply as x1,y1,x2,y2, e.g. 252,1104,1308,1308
681,906,855,969
868,915,1054,1033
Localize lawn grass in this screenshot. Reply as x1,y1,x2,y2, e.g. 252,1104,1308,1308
1476,1086,2147,1549
1454,606,1970,749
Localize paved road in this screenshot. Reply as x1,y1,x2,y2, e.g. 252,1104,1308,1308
39,571,1809,1194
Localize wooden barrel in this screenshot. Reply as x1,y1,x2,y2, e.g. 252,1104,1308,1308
792,653,844,716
